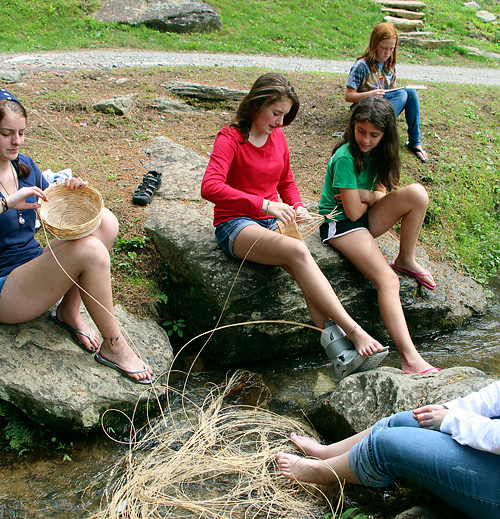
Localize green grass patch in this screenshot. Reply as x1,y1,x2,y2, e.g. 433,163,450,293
1,0,499,67
407,82,500,282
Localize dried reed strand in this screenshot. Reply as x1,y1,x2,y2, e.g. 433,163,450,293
90,371,339,519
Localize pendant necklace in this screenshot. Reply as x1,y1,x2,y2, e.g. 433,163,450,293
0,162,25,225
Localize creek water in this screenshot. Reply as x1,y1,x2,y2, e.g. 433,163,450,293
1,277,499,519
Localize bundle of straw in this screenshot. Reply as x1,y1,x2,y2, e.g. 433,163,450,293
38,183,104,240
277,207,341,241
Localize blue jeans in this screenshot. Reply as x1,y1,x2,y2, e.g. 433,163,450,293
215,217,278,258
384,89,421,147
349,411,500,519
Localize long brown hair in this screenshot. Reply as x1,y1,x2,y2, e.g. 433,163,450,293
333,97,400,190
230,73,300,143
0,99,30,178
358,22,398,75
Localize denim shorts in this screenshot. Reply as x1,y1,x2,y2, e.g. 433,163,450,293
0,275,8,295
215,217,278,259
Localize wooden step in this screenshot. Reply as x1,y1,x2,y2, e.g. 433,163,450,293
381,7,425,19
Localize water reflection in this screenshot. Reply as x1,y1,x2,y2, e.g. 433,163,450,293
1,276,499,517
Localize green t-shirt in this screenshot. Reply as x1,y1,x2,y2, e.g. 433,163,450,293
318,143,377,222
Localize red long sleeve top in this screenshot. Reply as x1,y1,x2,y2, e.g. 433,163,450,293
201,126,303,227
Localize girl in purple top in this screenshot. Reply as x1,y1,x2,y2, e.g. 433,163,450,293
0,90,154,384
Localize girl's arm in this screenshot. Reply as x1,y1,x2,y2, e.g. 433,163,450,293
358,184,386,206
340,184,386,221
339,188,368,221
414,381,500,454
344,86,385,104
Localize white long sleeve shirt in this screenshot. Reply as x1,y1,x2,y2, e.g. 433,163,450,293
440,380,500,454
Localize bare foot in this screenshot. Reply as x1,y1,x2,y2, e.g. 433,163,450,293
99,334,154,382
350,325,386,356
290,433,340,460
55,306,100,352
276,452,338,485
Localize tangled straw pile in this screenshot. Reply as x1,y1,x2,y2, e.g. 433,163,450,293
91,371,339,518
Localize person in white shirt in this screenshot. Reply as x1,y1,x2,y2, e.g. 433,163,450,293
277,380,500,519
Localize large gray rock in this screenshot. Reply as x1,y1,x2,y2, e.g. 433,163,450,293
93,0,221,33
0,69,22,83
93,93,138,115
143,136,486,365
384,15,425,31
306,366,495,441
0,305,173,431
161,81,247,101
152,97,204,114
380,7,425,20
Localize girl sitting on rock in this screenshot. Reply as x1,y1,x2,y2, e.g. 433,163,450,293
319,96,438,374
345,22,428,163
277,379,500,519
201,73,388,377
0,89,154,384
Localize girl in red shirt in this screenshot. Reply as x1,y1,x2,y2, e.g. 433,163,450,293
202,73,388,377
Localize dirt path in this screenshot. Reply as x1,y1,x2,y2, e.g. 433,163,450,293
1,49,500,85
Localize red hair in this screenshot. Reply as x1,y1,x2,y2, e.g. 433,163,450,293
358,22,398,74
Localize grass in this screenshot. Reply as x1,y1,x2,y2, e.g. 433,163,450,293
1,0,499,67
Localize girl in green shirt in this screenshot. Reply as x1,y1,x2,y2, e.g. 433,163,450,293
319,97,438,375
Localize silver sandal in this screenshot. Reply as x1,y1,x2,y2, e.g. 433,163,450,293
321,320,389,381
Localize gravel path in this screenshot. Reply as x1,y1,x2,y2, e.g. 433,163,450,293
1,49,500,86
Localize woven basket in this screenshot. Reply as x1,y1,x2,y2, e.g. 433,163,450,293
38,183,104,240
277,220,303,241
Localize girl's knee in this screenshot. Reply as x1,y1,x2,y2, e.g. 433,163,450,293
401,183,428,206
72,235,110,266
100,208,119,241
374,268,399,292
286,238,313,264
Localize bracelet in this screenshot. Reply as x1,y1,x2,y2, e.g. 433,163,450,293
346,323,358,338
0,198,7,213
265,199,270,215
